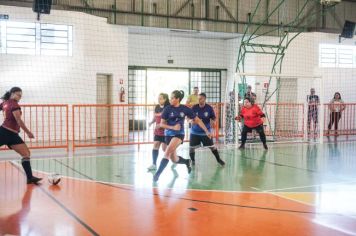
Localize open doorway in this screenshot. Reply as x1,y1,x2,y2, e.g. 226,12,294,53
127,68,189,131
146,69,189,104
129,67,221,105
128,67,222,129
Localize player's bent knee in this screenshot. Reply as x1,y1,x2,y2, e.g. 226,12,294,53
164,148,174,157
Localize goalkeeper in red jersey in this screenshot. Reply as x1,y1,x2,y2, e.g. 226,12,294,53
235,97,268,150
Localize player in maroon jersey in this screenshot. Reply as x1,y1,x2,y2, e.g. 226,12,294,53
0,87,42,184
147,93,170,171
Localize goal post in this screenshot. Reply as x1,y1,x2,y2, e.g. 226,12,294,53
224,73,324,144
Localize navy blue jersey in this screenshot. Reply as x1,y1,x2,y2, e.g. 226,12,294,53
161,105,196,136
191,104,216,135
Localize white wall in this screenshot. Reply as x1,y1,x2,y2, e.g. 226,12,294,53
0,5,129,143
0,5,128,105
224,31,356,135
310,33,356,103
1,7,354,107
1,5,355,144
283,32,356,103
129,33,227,69
224,32,356,104
128,31,229,102
128,30,355,105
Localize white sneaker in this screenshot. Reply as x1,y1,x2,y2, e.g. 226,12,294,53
147,164,157,171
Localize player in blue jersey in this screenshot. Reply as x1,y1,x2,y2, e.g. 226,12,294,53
153,90,211,182
190,93,225,166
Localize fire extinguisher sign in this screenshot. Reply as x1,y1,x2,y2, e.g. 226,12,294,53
262,82,269,95
120,87,125,102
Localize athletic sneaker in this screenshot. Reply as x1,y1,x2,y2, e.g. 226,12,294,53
217,159,225,167
171,169,179,178
27,176,42,185
147,164,157,171
191,160,196,166
263,143,268,150
238,144,245,149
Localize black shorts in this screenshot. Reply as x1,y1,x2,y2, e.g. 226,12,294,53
0,126,24,148
189,133,214,147
242,124,264,132
165,135,184,145
154,135,165,143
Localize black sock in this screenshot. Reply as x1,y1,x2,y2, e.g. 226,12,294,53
189,151,195,162
177,156,189,165
154,158,169,178
211,149,222,162
21,158,33,180
152,149,159,165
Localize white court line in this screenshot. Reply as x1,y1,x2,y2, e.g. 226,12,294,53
11,156,356,195
263,180,356,192
3,139,356,162
252,187,356,220
9,160,292,194
258,189,317,207
12,160,356,218
10,160,137,188
3,152,138,162
10,157,356,195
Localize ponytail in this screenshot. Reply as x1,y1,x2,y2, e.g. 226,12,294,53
1,91,11,101
172,90,185,102
1,87,22,101
180,90,185,99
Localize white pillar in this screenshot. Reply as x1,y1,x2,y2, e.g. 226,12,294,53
319,76,324,144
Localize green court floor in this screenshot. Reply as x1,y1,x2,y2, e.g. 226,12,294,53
27,142,356,194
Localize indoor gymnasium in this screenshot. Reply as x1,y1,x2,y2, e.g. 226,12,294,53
1,0,356,235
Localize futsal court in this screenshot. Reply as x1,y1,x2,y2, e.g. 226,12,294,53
1,0,356,235
1,141,356,235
